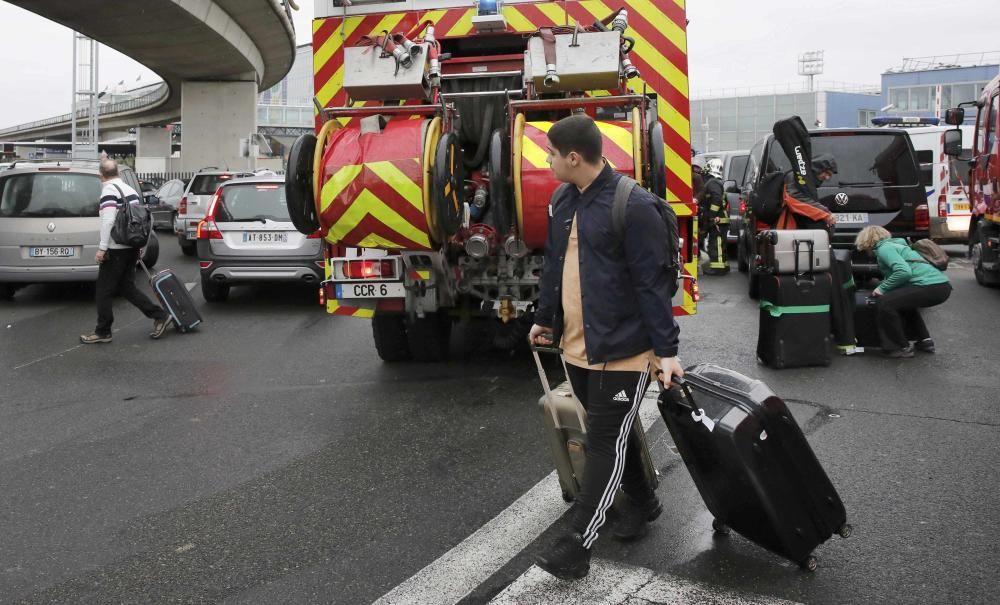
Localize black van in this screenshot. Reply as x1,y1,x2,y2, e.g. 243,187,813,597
738,128,929,292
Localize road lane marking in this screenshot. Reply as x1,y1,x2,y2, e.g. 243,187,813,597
185,282,196,291
489,558,803,605
12,315,149,370
372,392,663,605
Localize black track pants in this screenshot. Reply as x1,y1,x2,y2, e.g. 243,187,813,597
564,362,653,550
875,283,952,350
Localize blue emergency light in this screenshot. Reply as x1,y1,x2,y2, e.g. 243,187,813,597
478,0,500,16
871,117,941,127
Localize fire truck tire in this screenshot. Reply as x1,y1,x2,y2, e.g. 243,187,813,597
372,314,411,362
488,129,513,234
433,132,466,238
972,228,1000,287
407,313,451,362
647,122,667,199
286,133,321,236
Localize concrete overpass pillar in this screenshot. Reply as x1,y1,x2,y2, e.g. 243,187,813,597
137,127,171,157
180,81,257,172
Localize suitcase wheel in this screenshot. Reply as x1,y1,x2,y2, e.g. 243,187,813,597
837,523,853,539
800,555,818,572
711,518,731,535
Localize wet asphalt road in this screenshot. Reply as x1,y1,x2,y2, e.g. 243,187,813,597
1,236,998,604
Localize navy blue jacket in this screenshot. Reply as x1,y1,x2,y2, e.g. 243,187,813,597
534,163,680,364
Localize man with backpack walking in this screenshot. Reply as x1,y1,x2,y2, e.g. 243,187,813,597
528,115,683,580
80,158,171,344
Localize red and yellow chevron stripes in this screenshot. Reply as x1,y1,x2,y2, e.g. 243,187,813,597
318,120,435,251
516,118,638,249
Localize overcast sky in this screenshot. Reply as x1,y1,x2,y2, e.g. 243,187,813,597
0,1,998,129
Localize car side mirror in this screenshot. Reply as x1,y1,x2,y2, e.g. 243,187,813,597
723,179,739,194
944,108,965,126
943,128,963,157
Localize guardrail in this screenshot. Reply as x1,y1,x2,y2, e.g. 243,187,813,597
0,82,170,136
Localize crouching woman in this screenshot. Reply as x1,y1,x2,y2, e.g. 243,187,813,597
855,225,952,358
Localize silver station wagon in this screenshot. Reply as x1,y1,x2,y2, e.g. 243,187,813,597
195,174,323,302
0,159,158,300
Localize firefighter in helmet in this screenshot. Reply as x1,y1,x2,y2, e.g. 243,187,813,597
699,158,730,275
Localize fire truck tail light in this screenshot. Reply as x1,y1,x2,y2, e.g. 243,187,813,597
343,260,396,279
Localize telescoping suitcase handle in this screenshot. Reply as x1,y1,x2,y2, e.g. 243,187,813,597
531,344,587,430
792,238,815,282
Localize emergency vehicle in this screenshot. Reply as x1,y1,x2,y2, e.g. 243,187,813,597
944,74,1000,287
871,117,974,244
285,0,696,361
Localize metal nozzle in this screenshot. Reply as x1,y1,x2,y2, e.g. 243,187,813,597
503,236,529,258
612,10,629,33
464,234,492,259
472,186,488,209
622,57,639,79
543,64,560,88
392,46,413,69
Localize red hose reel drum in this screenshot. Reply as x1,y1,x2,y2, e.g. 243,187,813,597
316,118,450,250
513,111,644,250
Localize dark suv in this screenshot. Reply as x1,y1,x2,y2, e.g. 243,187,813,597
739,128,928,290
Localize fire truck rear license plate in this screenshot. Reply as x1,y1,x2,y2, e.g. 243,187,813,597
335,282,405,299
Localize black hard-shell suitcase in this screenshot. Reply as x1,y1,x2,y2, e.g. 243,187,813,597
854,289,880,349
141,261,202,333
657,364,851,570
830,249,856,353
757,273,832,369
532,346,658,503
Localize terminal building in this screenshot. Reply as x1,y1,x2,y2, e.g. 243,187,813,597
691,52,1000,154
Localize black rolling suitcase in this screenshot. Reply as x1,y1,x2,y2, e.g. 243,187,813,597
853,289,880,349
830,249,857,354
757,272,832,369
657,364,851,570
140,261,202,333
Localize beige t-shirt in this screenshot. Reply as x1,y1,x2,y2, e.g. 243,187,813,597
561,214,656,372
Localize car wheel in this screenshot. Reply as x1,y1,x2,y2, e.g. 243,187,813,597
141,233,160,269
179,238,196,257
201,277,230,302
0,283,15,301
407,312,451,362
372,314,411,362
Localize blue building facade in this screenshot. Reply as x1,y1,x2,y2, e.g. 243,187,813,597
881,62,1000,123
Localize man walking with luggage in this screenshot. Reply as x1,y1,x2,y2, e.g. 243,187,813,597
80,158,171,344
699,158,730,274
528,115,683,580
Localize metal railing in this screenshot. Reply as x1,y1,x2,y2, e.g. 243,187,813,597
694,80,881,100
0,82,170,136
886,52,1000,73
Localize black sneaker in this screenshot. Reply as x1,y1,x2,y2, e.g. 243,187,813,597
883,345,914,359
914,338,935,354
612,494,663,541
80,333,112,344
535,532,590,580
150,316,173,339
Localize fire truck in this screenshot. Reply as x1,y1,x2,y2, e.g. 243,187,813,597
285,0,696,361
944,74,1000,287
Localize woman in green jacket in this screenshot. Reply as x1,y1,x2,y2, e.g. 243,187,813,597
855,226,952,358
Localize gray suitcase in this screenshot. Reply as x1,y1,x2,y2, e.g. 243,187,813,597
532,346,658,503
756,229,831,275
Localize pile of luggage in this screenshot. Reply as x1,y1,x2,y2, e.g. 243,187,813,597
754,229,836,368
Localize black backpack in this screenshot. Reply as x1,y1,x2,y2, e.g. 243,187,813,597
110,184,151,248
749,171,786,225
549,177,681,297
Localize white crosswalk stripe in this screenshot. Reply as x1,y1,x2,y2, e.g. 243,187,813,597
489,558,802,605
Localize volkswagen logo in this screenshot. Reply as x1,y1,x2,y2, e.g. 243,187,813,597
46,222,56,232
834,192,849,207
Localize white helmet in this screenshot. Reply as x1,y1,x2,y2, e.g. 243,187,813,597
705,158,724,179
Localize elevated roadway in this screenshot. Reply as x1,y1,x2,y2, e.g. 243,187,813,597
0,0,297,148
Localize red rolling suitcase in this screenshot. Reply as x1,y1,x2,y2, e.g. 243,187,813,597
657,364,851,570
